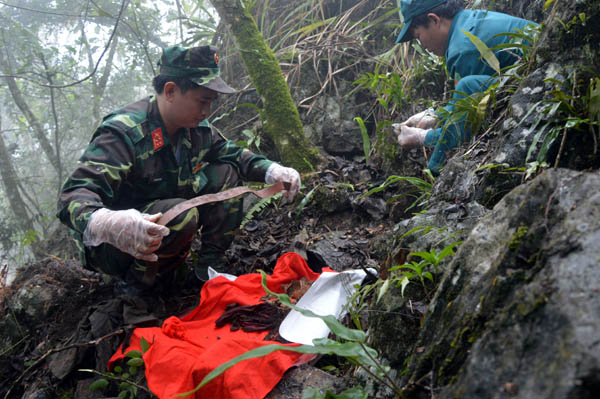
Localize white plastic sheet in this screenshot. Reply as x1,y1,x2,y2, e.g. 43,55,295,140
279,269,374,345
207,266,238,281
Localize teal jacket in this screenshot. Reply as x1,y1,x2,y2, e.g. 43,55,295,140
425,9,536,174
445,9,535,80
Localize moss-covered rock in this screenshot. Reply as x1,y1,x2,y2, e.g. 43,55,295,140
400,169,600,399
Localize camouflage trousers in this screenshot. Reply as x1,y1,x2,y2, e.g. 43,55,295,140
86,163,243,283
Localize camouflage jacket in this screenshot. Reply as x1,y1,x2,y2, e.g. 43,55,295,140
57,95,273,237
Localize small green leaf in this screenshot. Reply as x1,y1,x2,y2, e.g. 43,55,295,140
334,386,369,399
302,386,367,399
140,337,150,353
89,378,109,391
588,78,600,122
295,186,317,218
462,30,500,75
354,117,371,164
126,358,144,367
377,278,391,303
438,241,463,260
302,387,326,399
399,276,410,297
129,366,138,375
544,0,556,11
114,365,123,374
125,350,142,359
411,251,437,264
320,365,338,372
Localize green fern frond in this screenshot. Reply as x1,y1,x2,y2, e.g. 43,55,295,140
241,193,282,228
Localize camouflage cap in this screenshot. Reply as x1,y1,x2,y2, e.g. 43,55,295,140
157,45,235,94
396,0,448,43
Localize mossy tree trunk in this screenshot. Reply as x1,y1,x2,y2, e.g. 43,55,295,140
209,0,320,172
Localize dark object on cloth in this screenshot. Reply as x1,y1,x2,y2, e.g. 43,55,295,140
215,301,289,333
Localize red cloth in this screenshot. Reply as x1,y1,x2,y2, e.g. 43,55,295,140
109,252,321,399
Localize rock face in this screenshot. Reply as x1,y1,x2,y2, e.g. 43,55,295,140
403,169,600,399
368,1,600,397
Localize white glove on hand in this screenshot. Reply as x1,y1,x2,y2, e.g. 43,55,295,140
393,124,428,149
83,208,170,262
265,163,301,199
402,108,437,129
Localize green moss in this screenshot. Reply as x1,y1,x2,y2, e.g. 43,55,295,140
311,185,351,213
477,170,522,209
517,294,549,317
450,326,472,349
508,226,529,251
228,6,320,172
554,0,600,58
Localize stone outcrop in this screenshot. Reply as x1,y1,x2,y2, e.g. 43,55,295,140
403,169,600,398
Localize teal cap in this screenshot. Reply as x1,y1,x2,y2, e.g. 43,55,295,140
157,45,235,94
395,0,448,43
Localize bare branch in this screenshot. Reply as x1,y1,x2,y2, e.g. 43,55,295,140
0,0,129,89
0,0,85,17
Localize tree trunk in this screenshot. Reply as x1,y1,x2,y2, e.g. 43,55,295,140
81,22,120,126
0,49,60,174
40,54,63,192
0,114,43,259
209,0,320,172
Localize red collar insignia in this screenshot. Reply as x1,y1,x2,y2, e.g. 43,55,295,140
152,128,164,150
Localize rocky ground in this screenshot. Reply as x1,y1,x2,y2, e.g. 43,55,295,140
0,153,401,399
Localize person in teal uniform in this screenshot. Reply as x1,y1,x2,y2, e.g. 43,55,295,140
394,0,537,174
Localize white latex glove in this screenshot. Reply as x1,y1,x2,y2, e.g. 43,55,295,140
402,108,437,129
265,163,301,199
393,124,428,149
83,208,170,262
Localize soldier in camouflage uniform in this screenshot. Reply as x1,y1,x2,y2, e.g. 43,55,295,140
57,45,301,290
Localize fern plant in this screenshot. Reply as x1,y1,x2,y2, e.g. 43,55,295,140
241,193,282,228
521,75,600,170
378,241,462,302
361,174,433,212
